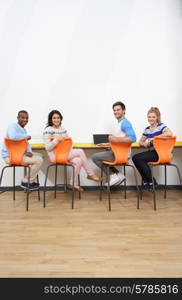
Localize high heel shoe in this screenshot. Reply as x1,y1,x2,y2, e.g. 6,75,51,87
68,185,84,192
87,174,102,182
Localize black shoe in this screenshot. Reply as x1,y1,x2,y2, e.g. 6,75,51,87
20,182,28,189
32,182,40,186
140,183,152,191
147,183,154,191
21,182,39,190
140,182,157,191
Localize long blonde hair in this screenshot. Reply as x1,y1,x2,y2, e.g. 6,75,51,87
147,107,161,123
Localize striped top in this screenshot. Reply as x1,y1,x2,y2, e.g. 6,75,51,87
43,126,68,160
142,123,168,145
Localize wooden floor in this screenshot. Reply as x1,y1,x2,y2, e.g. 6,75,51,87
0,189,182,278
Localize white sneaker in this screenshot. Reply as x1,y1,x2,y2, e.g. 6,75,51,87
117,172,126,184
104,173,121,186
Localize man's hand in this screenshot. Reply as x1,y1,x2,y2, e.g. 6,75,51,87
96,143,110,147
108,135,118,143
25,152,33,157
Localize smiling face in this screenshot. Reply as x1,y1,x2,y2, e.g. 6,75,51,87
17,112,29,128
147,112,158,127
113,105,125,120
51,113,61,128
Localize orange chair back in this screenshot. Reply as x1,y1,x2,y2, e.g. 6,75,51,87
149,136,176,165
52,137,73,165
103,142,132,165
5,138,28,166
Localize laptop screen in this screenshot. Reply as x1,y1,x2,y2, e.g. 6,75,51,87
93,134,109,144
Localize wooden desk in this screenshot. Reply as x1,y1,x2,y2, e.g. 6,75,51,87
31,142,182,150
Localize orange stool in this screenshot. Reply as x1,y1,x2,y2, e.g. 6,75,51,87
100,142,139,211
144,136,182,210
43,137,81,209
0,138,40,211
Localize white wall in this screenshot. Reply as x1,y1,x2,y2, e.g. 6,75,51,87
0,0,182,186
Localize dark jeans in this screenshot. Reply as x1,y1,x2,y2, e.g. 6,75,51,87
132,150,158,183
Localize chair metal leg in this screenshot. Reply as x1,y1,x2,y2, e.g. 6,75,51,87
71,166,75,209
170,164,182,186
123,165,126,199
100,166,103,201
0,166,10,193
0,165,41,211
164,165,167,199
0,167,6,187
43,164,53,208
140,179,143,200
78,174,81,200
54,164,58,199
151,166,156,210
64,165,67,192
37,175,40,201
107,166,111,211
26,167,31,211
127,164,140,209
13,166,15,200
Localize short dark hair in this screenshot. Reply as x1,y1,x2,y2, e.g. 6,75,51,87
18,110,28,116
112,101,126,110
46,110,63,127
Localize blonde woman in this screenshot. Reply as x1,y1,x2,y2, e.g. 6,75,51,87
132,107,172,190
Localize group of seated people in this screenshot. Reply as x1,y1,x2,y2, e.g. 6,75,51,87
1,101,173,191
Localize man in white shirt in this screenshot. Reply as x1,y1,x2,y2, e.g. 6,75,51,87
92,101,136,186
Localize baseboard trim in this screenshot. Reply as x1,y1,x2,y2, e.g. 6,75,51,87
0,185,182,192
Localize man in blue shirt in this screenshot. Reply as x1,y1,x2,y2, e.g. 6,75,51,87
2,110,43,189
92,101,136,186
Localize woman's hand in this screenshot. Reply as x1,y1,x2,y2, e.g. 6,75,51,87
139,137,150,148
143,140,150,148
56,136,64,142
140,139,150,148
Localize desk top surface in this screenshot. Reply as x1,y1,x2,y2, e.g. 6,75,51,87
31,141,182,149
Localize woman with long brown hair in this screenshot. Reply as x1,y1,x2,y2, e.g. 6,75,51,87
43,110,101,191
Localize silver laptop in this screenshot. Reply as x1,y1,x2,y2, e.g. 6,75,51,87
93,134,109,144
